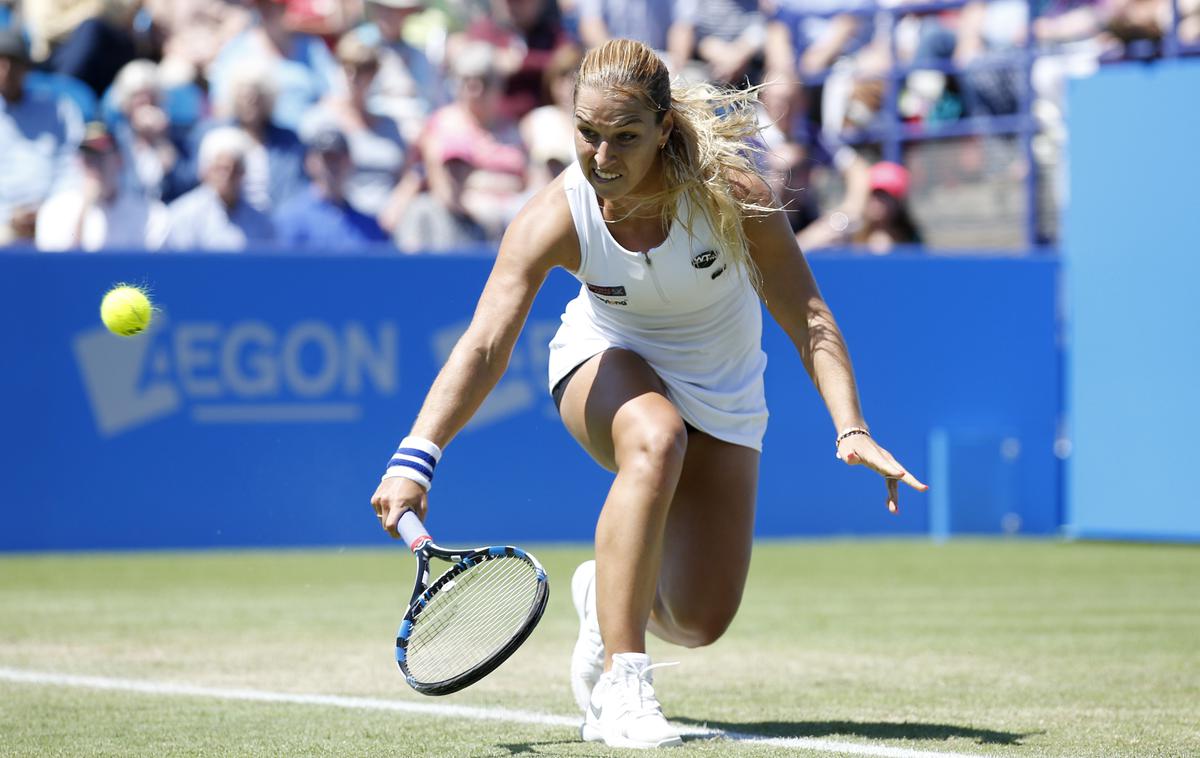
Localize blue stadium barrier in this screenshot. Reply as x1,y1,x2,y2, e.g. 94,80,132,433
1064,59,1200,542
0,249,1060,551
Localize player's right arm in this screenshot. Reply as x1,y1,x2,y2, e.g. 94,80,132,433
371,176,580,537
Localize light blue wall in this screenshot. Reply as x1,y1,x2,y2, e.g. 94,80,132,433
1064,60,1200,540
0,250,1060,550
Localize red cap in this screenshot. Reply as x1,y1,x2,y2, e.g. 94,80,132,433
868,161,910,200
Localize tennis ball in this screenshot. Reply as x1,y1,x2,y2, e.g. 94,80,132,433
100,284,153,336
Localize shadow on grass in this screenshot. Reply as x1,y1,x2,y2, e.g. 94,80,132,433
478,739,581,756
673,716,1034,746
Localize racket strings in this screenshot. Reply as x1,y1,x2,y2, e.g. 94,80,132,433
407,559,538,679
405,556,542,683
416,559,536,643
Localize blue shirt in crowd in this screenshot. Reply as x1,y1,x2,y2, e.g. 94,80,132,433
273,186,388,250
187,119,307,211
164,185,275,251
576,0,696,51
0,89,83,228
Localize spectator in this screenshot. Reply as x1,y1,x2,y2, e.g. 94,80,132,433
419,41,527,237
194,61,308,212
518,42,580,192
1028,0,1108,135
811,12,902,141
36,122,168,250
274,127,390,248
762,0,872,136
301,33,408,219
0,27,83,246
164,126,275,250
394,137,490,253
949,0,1027,117
278,0,357,38
108,59,193,202
458,0,571,120
142,0,252,128
1181,0,1200,43
667,0,766,85
146,0,251,77
575,0,682,54
1105,0,1170,53
797,157,922,254
206,0,339,132
354,0,446,142
21,0,136,96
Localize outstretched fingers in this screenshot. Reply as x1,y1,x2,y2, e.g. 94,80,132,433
838,437,929,514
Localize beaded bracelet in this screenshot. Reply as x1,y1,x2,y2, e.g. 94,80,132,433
382,435,443,492
835,427,871,450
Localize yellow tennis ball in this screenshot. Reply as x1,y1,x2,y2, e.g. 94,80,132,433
100,285,153,336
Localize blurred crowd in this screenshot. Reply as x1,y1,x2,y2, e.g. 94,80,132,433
1,0,1194,255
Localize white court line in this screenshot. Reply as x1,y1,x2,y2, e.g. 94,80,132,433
0,668,993,758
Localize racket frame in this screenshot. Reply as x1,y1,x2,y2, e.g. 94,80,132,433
394,511,549,696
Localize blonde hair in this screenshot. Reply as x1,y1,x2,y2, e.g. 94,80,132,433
575,39,771,287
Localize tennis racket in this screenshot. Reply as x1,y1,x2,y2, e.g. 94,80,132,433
395,510,549,696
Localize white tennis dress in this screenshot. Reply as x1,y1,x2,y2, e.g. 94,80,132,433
547,162,769,450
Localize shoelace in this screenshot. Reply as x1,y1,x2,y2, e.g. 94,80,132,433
615,660,678,719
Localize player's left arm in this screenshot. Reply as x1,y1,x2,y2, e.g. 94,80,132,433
739,174,928,511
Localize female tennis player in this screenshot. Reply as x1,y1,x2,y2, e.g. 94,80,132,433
371,38,927,749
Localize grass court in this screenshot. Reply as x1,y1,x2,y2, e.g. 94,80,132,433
1,539,1197,757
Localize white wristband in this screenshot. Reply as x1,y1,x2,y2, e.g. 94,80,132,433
382,465,432,491
382,436,443,492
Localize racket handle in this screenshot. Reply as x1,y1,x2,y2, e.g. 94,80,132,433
397,510,432,553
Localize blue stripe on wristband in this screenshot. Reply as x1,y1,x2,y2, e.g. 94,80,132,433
395,447,437,469
387,458,434,481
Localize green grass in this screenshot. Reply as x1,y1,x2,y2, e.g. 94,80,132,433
1,540,1198,757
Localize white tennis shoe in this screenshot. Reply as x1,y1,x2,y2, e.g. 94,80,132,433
570,560,605,712
581,652,682,749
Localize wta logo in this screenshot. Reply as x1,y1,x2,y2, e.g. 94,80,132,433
73,318,399,437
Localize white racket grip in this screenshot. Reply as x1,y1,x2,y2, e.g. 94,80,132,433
397,510,432,553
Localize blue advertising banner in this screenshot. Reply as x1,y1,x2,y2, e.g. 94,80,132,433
0,250,1060,550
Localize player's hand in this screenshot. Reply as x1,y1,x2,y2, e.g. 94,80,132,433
371,477,429,538
837,435,928,514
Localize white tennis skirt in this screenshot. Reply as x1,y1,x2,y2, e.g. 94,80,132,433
547,296,769,452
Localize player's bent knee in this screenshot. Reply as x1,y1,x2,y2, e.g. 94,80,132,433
666,602,740,648
616,415,688,473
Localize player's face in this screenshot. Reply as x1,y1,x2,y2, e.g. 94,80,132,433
574,86,672,203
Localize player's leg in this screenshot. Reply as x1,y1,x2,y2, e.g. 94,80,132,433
647,430,759,648
557,347,688,747
557,348,689,663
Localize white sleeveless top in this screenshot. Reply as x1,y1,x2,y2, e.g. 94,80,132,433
547,161,769,450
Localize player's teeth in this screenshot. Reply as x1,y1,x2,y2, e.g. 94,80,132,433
596,169,619,179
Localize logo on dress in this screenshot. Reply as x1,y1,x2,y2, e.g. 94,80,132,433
691,250,718,269
586,283,627,297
